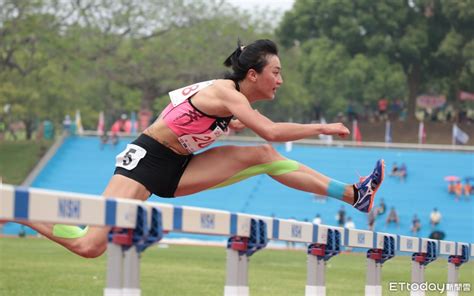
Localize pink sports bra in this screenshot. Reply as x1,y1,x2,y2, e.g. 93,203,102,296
160,80,233,153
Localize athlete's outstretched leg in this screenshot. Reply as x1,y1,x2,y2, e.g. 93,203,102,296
16,220,108,258
271,159,385,212
175,144,384,212
12,175,151,258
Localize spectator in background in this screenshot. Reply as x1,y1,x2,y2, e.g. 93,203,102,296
389,99,402,120
376,198,386,216
390,163,399,177
377,98,388,121
109,113,131,146
399,107,407,121
390,162,407,181
335,112,346,123
464,180,472,197
344,217,355,229
336,206,346,227
346,99,358,121
430,208,442,227
110,133,119,146
445,104,455,122
367,208,378,231
62,115,72,135
415,108,426,121
453,181,462,201
312,214,322,225
99,134,110,150
386,207,399,226
111,114,130,134
398,163,407,181
458,107,467,123
448,181,455,194
362,102,376,122
411,214,421,236
429,230,445,240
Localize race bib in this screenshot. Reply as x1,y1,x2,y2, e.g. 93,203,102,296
168,80,214,107
115,144,147,170
177,126,227,153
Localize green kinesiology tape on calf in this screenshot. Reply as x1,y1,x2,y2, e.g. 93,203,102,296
53,224,89,239
212,160,299,189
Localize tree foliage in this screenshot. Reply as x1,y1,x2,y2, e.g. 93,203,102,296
277,0,474,120
0,0,275,136
0,0,472,139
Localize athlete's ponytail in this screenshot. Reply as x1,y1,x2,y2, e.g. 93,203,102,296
223,39,245,68
223,39,278,82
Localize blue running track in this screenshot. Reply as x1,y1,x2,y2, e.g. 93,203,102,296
4,136,473,243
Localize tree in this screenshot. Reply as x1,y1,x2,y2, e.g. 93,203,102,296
63,0,271,117
0,0,267,132
0,0,78,138
278,0,474,120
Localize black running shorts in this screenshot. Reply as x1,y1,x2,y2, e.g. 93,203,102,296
114,133,193,197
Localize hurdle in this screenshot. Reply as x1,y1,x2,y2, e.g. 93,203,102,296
225,217,268,296
105,204,164,296
1,184,472,296
343,229,396,296
405,237,439,296
305,224,342,296
443,241,470,296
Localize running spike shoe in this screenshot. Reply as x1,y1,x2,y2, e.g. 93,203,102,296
353,159,385,213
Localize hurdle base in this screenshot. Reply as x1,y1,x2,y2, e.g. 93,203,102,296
224,285,249,296
305,285,326,296
122,288,141,296
410,289,425,296
365,285,382,296
103,288,122,296
103,287,141,296
447,291,459,296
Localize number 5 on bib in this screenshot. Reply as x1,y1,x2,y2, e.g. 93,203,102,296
115,144,147,170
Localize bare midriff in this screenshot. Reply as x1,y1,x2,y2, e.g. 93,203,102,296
143,119,190,155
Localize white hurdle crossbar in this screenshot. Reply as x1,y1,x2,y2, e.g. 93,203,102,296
1,184,472,296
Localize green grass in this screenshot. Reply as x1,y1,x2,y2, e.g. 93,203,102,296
0,238,472,295
0,140,51,185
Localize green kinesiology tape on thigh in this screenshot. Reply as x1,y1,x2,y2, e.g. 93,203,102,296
212,160,299,189
327,179,347,201
53,224,89,239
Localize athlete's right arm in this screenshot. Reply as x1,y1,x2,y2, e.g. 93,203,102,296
223,92,350,142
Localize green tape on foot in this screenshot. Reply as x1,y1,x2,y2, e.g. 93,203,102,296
53,224,89,239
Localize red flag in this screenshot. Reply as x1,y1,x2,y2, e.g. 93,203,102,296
352,120,362,144
418,121,426,144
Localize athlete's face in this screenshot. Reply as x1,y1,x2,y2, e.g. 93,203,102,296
256,55,283,99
